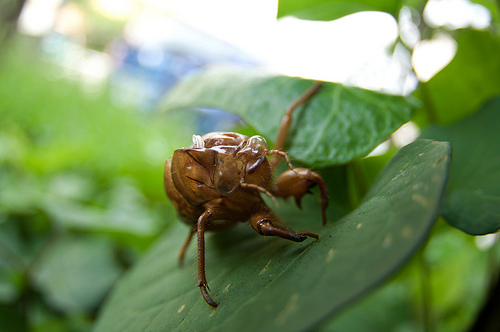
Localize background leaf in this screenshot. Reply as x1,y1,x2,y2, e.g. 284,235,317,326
0,39,176,330
162,68,414,167
33,235,123,313
420,30,500,124
421,97,500,235
95,140,450,331
277,0,404,21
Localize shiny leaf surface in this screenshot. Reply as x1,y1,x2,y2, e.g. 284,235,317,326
162,68,414,167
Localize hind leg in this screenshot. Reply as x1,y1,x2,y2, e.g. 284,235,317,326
270,81,322,169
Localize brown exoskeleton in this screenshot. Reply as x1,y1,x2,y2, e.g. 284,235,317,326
164,82,328,307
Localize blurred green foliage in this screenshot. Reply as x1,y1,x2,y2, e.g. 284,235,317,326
0,37,186,330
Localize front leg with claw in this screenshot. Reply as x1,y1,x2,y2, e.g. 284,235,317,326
249,208,319,241
196,210,218,307
273,168,329,226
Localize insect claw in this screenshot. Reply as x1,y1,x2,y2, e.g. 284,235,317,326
199,283,218,307
294,196,303,209
296,231,319,240
293,190,312,209
254,219,316,242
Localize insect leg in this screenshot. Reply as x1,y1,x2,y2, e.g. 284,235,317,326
240,181,279,208
197,210,218,307
274,168,329,226
250,211,318,242
267,148,329,226
267,149,295,172
178,226,196,266
270,81,322,169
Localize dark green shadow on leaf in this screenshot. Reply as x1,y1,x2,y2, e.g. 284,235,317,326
421,97,500,235
161,68,414,167
95,140,450,331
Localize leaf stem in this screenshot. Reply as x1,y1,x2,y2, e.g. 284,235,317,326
419,84,438,124
346,161,369,208
418,244,434,332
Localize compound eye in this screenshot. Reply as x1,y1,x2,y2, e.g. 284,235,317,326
246,135,268,154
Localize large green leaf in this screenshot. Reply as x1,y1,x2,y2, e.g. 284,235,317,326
421,97,500,235
277,0,402,21
420,30,500,124
95,140,450,331
162,68,414,167
322,220,493,331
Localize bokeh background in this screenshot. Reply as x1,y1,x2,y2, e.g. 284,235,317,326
0,0,498,331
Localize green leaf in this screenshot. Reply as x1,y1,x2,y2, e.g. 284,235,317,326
421,30,500,124
43,180,164,237
33,235,123,313
162,68,414,167
277,0,402,21
322,219,494,331
421,97,500,235
95,140,450,331
0,303,27,332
